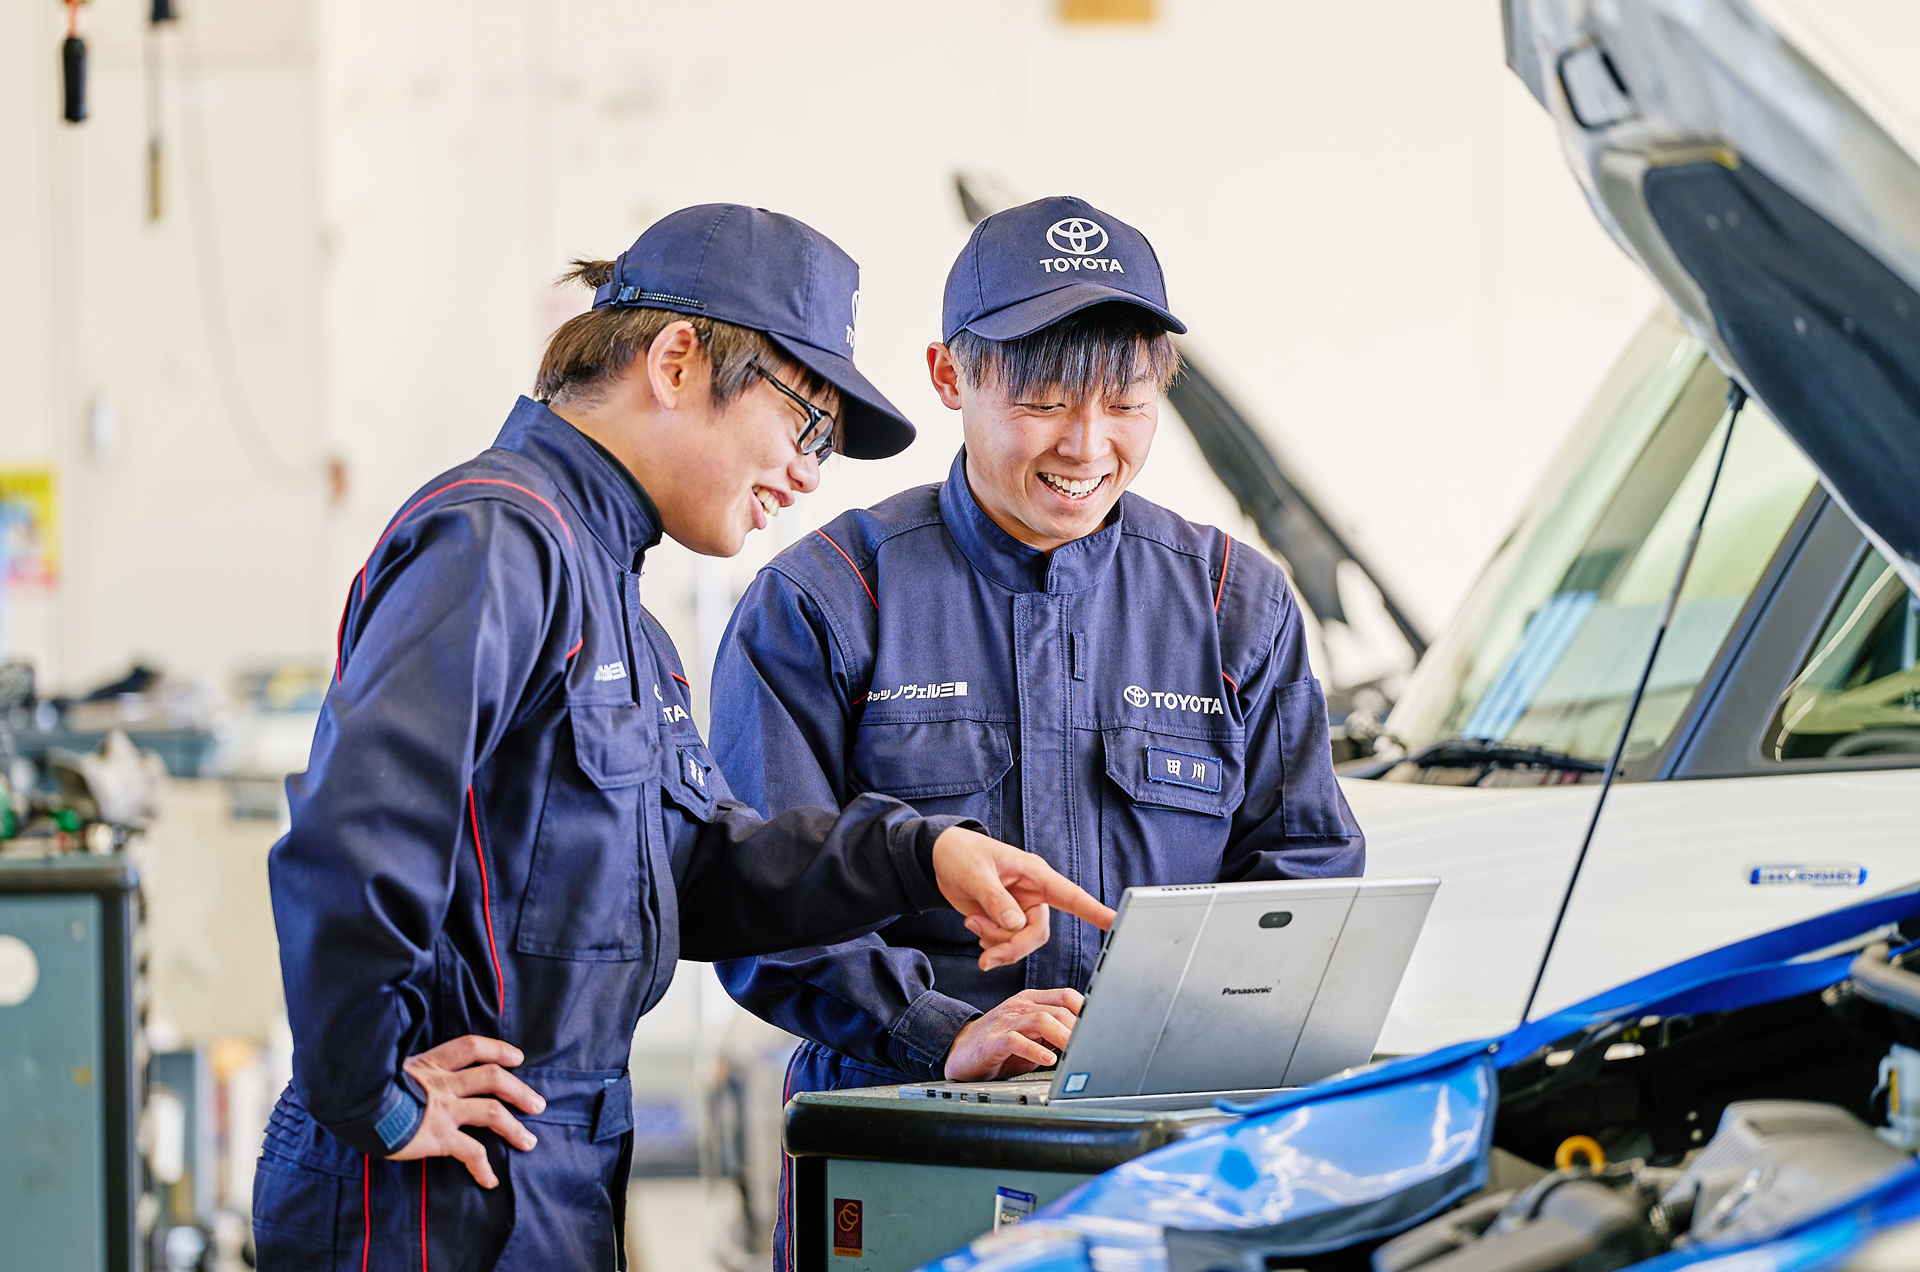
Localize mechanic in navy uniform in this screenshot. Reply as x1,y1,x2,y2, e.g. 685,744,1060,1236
255,205,1112,1272
711,196,1366,1265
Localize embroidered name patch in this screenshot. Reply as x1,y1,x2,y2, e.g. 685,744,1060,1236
679,747,711,792
1145,746,1222,793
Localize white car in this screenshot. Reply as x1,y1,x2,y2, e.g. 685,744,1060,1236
1357,0,1920,1055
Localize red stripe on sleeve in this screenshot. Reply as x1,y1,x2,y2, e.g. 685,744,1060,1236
1214,536,1233,613
468,789,505,1016
816,529,879,610
335,593,353,684
781,1053,800,1272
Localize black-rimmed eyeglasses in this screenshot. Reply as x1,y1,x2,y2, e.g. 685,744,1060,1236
751,362,837,462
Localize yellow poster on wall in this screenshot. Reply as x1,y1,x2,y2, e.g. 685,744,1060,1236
0,467,57,588
1060,0,1155,20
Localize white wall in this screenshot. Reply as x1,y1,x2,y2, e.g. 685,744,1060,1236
5,0,1665,703
1,0,330,690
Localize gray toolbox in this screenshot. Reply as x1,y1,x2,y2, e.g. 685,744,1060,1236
0,855,145,1272
784,1085,1222,1272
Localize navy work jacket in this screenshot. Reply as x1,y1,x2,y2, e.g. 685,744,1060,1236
260,399,958,1269
712,450,1366,1080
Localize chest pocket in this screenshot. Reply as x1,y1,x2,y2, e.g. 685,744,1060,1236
851,718,1012,837
1102,726,1243,816
515,700,654,961
1100,724,1244,882
853,718,1012,955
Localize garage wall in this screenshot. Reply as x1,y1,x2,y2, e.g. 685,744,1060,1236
4,0,1669,702
0,0,329,691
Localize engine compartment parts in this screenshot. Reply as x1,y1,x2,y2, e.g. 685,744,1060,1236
1373,1159,1680,1272
1553,1135,1605,1171
1852,943,1920,1027
1374,1102,1909,1272
1666,1101,1908,1247
1875,1044,1920,1151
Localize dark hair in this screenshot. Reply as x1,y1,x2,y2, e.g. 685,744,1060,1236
535,260,828,407
945,302,1181,402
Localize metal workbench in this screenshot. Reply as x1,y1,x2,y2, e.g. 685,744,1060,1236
784,1084,1225,1272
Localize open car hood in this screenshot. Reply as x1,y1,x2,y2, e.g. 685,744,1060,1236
1506,0,1920,594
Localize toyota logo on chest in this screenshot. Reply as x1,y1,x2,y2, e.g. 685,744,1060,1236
1123,683,1226,715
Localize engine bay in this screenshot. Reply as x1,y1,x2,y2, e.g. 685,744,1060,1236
1363,939,1920,1272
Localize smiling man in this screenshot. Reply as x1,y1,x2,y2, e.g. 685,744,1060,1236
709,196,1366,1266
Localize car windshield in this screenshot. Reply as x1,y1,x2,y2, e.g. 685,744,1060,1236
1385,312,1818,770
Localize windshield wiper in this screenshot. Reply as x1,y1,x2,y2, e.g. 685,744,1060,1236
1407,738,1605,773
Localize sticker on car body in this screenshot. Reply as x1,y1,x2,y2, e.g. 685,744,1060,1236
1749,865,1868,887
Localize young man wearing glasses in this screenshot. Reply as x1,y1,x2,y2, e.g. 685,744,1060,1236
257,204,1113,1270
711,196,1366,1267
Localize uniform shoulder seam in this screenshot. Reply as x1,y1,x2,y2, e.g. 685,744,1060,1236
1117,521,1213,565
813,486,946,569
362,479,575,586
1115,493,1241,566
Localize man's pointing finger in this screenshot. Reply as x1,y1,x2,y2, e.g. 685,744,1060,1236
1035,871,1114,931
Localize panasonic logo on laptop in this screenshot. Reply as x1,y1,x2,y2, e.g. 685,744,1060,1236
1221,985,1273,996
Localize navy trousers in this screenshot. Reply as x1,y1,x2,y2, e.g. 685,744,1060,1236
255,1076,635,1271
774,1042,919,1272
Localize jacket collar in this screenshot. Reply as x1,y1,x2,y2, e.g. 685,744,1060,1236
494,397,662,570
937,448,1123,595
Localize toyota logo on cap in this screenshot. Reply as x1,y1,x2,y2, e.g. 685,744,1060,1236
941,195,1186,344
1046,218,1108,256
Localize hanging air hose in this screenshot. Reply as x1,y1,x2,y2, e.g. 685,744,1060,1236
62,0,86,123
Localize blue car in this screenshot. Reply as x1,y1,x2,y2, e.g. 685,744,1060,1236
919,0,1920,1268
917,887,1920,1272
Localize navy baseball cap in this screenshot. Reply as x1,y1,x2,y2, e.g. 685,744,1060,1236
592,204,915,460
942,196,1186,344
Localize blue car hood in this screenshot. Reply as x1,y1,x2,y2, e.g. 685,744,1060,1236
923,884,1920,1272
